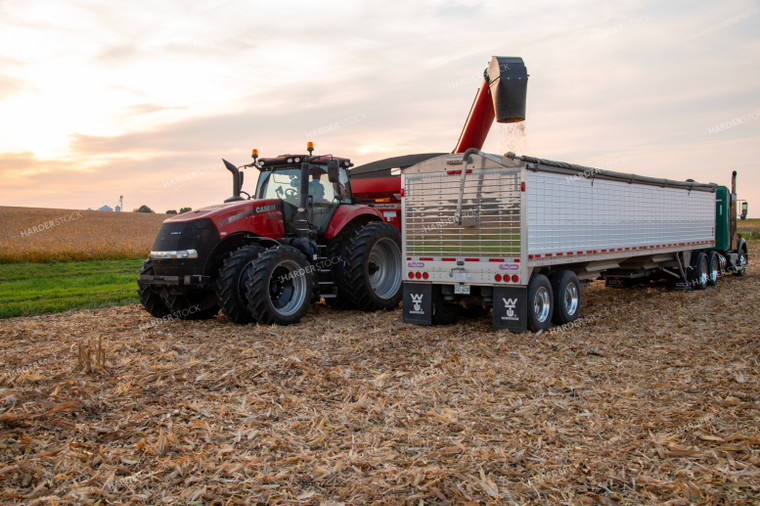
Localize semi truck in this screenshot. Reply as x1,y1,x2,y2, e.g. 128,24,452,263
401,57,749,331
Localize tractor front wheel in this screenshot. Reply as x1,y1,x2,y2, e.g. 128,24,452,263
137,259,171,318
245,246,313,325
216,244,264,324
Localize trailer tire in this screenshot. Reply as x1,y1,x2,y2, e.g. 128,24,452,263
528,273,553,332
137,259,172,318
551,270,581,325
707,251,721,286
161,288,220,320
691,252,709,290
245,245,313,325
343,222,402,311
216,244,264,324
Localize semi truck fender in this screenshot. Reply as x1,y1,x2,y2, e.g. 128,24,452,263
737,236,747,255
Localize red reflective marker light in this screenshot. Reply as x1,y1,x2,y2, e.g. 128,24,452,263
495,274,502,282
521,182,525,192
400,188,404,197
408,272,414,279
422,272,429,280
511,275,519,283
415,272,421,279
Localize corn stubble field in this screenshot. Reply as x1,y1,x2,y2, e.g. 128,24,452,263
0,245,758,504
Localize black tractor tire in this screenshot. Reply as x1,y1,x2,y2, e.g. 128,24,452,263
707,251,721,286
245,245,313,325
527,273,553,332
343,222,403,311
324,223,360,310
691,252,709,290
137,259,171,318
161,288,220,320
215,244,264,324
550,270,581,325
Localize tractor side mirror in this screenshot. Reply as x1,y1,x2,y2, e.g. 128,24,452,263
327,159,340,183
740,201,748,220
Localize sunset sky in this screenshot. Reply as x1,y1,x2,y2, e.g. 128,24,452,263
1,0,758,216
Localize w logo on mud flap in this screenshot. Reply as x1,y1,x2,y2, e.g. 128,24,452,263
410,293,424,313
502,297,518,320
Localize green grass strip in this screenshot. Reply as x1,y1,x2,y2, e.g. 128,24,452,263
0,258,144,318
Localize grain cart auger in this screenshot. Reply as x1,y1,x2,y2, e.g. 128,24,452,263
138,143,403,326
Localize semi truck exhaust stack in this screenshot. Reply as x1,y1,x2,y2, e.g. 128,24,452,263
453,56,528,153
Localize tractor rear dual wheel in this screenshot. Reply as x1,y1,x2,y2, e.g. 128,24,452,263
343,222,403,311
324,223,360,310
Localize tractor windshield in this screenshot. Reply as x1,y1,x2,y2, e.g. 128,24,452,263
256,166,352,206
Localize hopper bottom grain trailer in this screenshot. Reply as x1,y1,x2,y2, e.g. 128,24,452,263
401,148,749,332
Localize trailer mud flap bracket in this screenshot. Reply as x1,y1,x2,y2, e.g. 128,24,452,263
493,286,528,332
402,283,433,325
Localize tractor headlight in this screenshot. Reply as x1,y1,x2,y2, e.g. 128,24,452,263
150,249,199,260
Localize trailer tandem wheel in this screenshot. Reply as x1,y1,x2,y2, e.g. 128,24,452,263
691,252,709,290
551,270,581,325
528,273,553,332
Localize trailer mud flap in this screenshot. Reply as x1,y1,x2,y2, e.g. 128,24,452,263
493,286,527,332
402,282,432,325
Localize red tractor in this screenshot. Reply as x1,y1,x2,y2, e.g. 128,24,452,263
138,143,402,325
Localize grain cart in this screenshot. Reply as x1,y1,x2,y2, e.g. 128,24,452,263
401,150,749,331
138,143,402,325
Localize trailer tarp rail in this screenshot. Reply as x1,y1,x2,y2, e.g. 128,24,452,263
505,152,717,193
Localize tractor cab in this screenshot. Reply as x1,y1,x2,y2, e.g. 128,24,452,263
255,153,353,235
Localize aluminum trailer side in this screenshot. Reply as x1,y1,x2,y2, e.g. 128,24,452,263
401,150,748,331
